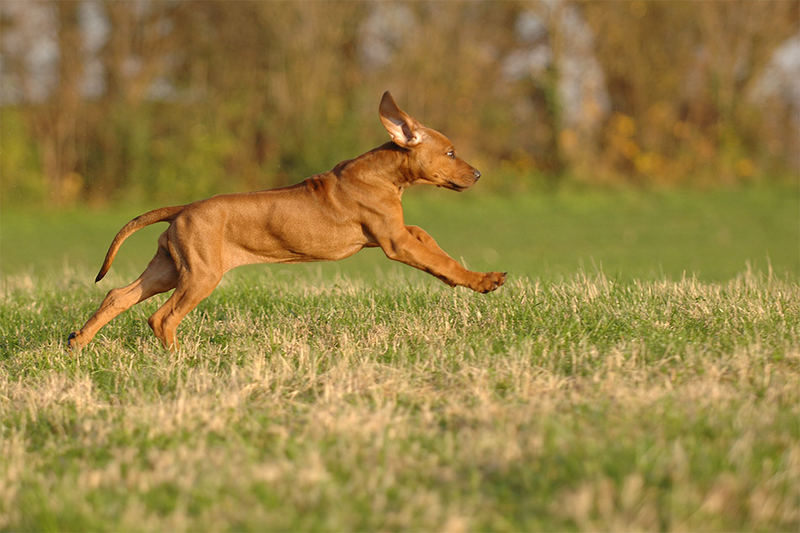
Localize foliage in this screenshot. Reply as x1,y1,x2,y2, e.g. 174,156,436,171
0,1,798,206
0,107,45,203
581,1,799,185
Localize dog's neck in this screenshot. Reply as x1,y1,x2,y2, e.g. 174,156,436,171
332,142,418,195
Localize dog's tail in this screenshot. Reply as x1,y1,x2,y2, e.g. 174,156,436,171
95,205,184,282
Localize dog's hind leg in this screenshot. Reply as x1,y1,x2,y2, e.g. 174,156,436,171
147,270,221,351
68,247,178,350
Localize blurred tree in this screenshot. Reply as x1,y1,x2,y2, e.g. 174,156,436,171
580,0,799,184
0,0,797,206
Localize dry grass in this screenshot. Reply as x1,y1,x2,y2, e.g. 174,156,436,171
1,268,799,531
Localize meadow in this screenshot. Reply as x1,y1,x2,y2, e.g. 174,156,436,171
1,186,798,531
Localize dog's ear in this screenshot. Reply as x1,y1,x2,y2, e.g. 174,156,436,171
379,91,423,148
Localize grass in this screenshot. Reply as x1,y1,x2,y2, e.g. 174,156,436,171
2,270,799,531
2,185,798,281
1,186,799,531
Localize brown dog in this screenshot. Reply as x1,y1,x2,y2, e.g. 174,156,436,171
68,92,506,350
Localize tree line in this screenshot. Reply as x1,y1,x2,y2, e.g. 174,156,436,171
1,1,797,205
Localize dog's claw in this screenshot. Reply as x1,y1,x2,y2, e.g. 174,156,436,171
67,332,79,350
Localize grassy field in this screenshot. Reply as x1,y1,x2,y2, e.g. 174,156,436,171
2,186,797,281
1,187,799,531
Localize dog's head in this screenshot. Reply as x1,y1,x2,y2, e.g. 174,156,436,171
379,91,481,191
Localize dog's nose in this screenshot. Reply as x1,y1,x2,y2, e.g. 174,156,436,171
473,169,481,180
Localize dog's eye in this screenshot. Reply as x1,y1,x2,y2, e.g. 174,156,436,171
446,150,455,159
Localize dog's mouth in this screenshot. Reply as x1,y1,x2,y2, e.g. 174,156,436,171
445,180,469,192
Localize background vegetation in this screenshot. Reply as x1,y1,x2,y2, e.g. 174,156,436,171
1,0,798,206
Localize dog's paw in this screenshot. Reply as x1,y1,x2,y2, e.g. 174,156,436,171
66,332,82,351
476,271,507,293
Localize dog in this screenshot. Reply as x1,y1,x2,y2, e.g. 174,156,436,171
67,91,506,350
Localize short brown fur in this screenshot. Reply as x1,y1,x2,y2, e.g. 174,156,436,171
68,92,506,350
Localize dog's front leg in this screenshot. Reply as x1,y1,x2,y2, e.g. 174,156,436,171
377,226,505,293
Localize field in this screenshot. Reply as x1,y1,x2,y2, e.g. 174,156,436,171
1,187,799,531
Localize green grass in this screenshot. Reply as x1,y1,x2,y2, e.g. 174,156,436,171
1,187,799,531
1,270,799,531
2,186,797,281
